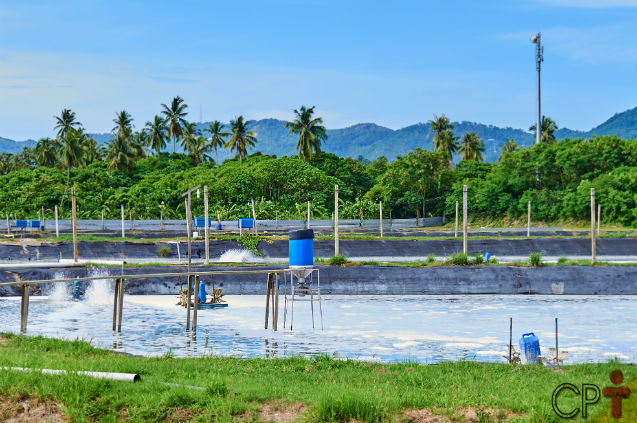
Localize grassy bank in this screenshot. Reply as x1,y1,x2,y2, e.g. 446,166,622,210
0,334,634,422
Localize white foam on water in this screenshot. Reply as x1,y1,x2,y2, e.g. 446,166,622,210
217,249,262,263
85,267,113,305
49,271,71,302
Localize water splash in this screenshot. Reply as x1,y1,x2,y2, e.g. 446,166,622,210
217,249,262,263
49,270,71,302
85,267,113,305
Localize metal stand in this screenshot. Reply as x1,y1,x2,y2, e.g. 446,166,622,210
283,267,323,331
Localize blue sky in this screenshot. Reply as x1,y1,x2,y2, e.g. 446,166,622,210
0,0,635,140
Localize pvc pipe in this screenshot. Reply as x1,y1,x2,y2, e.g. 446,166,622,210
3,367,140,382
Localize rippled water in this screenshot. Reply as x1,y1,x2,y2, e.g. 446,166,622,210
1,287,635,363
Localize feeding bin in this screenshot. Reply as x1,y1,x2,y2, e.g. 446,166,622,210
195,217,212,228
519,332,541,364
30,220,40,228
15,220,27,229
289,229,314,267
238,218,253,229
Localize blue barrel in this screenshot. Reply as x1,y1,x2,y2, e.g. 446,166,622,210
216,224,222,230
198,281,206,304
519,332,541,363
289,229,314,266
195,217,212,228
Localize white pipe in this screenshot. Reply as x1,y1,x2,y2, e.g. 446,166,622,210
3,367,140,382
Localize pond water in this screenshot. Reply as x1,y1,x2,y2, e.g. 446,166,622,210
1,282,635,364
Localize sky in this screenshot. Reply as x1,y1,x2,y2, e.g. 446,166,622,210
0,0,635,140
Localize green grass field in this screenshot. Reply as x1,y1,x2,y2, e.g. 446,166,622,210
0,334,634,422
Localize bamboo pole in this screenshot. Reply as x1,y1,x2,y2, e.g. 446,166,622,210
462,185,468,255
454,201,458,238
591,188,596,264
334,185,339,255
121,205,125,238
204,185,209,265
72,187,78,262
307,201,311,229
527,201,531,238
251,199,257,235
20,284,29,333
597,204,601,236
101,209,104,231
273,273,279,331
54,206,59,237
112,278,120,331
193,274,200,331
185,196,193,330
379,201,383,238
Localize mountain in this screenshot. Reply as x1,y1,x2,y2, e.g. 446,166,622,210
1,107,635,162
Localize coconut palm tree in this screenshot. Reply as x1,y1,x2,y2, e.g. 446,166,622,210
188,136,214,165
112,110,134,138
428,114,458,164
459,132,485,161
130,131,147,159
105,134,137,173
33,138,60,167
160,96,188,153
81,138,104,165
206,120,228,164
58,128,86,207
144,115,168,155
285,106,327,161
529,116,559,143
499,139,519,161
180,122,200,153
54,109,81,139
225,116,257,162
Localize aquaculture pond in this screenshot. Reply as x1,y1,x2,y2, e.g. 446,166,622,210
1,282,635,364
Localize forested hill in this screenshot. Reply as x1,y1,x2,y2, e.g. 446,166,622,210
2,107,636,162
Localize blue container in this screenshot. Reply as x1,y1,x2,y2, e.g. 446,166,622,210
216,224,222,230
198,281,207,304
29,220,40,228
289,229,314,267
195,217,212,228
238,218,253,229
15,220,27,228
519,332,541,363
485,252,491,262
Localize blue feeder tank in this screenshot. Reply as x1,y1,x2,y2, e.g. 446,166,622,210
289,229,314,267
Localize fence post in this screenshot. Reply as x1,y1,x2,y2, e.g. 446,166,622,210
117,278,124,332
185,196,193,330
41,206,45,231
462,185,468,255
129,210,133,230
121,205,125,238
101,209,104,231
5,211,9,235
275,211,278,230
527,201,531,238
307,200,311,229
204,185,209,265
193,274,200,330
591,188,596,264
454,201,458,238
251,198,257,235
20,284,30,333
160,208,164,230
54,205,59,237
72,187,78,262
112,278,120,331
379,201,383,238
334,184,339,255
597,204,601,236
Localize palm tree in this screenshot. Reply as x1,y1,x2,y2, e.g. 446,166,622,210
188,136,214,165
54,109,81,139
225,116,257,162
529,116,559,143
130,131,147,159
180,122,200,152
459,132,485,161
502,139,518,153
160,96,188,153
144,115,168,155
285,106,327,161
33,138,60,167
58,128,86,207
105,134,137,173
81,138,104,165
112,110,134,138
428,114,458,164
206,120,229,164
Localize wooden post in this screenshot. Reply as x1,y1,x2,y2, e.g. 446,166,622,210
20,284,30,333
454,201,458,238
509,317,512,364
216,209,221,226
204,185,209,265
591,188,596,264
41,206,45,231
265,274,272,329
334,185,339,255
389,209,392,229
379,201,383,238
307,200,311,229
251,198,257,235
275,211,278,230
555,317,559,365
5,211,9,235
121,205,125,238
117,278,124,332
273,273,279,331
160,208,164,231
129,210,133,230
416,208,420,227
101,209,104,231
54,205,59,237
186,195,193,330
193,275,200,331
527,201,531,238
597,204,601,236
112,278,120,331
462,185,468,255
72,187,78,262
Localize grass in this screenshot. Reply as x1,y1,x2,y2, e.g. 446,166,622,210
0,334,635,422
156,245,172,257
448,252,470,266
529,252,543,267
327,254,349,265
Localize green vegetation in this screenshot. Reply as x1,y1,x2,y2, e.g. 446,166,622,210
0,334,635,423
327,254,349,265
529,252,543,267
156,245,172,257
448,252,469,266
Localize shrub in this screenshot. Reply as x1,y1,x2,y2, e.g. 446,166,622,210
473,254,484,265
426,253,436,264
557,256,568,265
448,252,469,266
529,252,543,267
328,254,349,265
488,257,499,265
157,245,172,257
